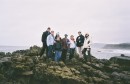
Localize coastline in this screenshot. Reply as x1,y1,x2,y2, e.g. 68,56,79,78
0,45,130,84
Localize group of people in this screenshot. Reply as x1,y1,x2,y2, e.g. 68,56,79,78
40,27,92,62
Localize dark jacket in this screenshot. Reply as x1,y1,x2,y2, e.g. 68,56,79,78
54,41,62,51
62,38,70,49
76,34,85,47
41,31,50,43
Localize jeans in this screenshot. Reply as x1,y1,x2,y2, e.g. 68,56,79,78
69,48,75,60
48,45,54,59
55,51,62,62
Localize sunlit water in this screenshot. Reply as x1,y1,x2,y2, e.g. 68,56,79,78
91,48,130,59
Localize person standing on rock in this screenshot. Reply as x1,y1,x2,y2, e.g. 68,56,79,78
46,31,55,59
82,33,92,62
54,36,62,62
40,27,51,57
61,34,70,62
69,35,76,60
76,31,85,58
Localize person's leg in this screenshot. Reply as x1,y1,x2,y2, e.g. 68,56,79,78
59,51,62,61
82,48,87,61
69,49,72,60
50,45,54,59
61,49,67,62
61,49,65,62
78,47,83,58
88,48,91,56
71,48,75,59
77,47,80,57
57,51,62,62
40,43,46,57
47,46,51,58
64,49,67,61
55,51,58,62
81,46,83,57
88,48,91,62
46,46,48,57
48,45,53,58
69,48,74,60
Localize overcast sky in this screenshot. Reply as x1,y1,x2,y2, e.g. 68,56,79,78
0,0,130,46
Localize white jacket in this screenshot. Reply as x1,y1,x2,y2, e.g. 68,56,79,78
46,34,55,46
83,36,91,48
69,39,76,48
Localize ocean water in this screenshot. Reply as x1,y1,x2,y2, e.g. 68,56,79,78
0,46,130,59
0,46,30,53
91,48,130,59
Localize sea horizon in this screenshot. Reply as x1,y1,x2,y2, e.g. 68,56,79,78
0,43,130,60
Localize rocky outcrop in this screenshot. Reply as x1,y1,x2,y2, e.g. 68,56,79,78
0,45,130,84
103,43,130,49
110,56,130,66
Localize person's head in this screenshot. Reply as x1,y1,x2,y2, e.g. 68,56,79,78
64,34,68,38
70,35,74,40
78,31,82,36
51,31,54,35
85,33,89,38
47,27,51,32
56,32,60,36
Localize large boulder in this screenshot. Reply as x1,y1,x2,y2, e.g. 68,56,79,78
110,56,130,66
